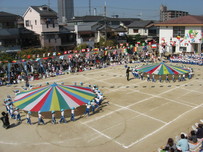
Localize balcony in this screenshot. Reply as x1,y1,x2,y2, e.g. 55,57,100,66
41,24,59,32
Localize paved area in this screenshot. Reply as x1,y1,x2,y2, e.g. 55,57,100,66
0,63,203,152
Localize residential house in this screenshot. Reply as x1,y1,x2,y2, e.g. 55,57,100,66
156,15,203,54
67,15,140,45
23,5,75,50
0,11,39,52
23,5,60,48
127,20,156,37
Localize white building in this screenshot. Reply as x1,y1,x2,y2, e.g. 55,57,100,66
23,5,60,47
127,21,154,37
156,15,203,54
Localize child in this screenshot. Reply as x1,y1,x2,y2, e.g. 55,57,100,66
38,111,45,125
165,74,170,83
26,111,32,125
84,102,91,116
70,107,75,121
51,111,56,124
14,108,21,121
147,73,150,81
159,75,162,83
59,109,67,123
172,75,175,82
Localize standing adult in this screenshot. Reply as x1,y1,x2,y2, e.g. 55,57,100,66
126,67,131,81
0,112,10,129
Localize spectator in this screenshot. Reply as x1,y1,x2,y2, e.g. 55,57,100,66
176,134,189,152
162,138,177,152
196,124,203,139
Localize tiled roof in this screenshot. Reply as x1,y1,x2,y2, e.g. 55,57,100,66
31,5,57,17
0,11,20,21
156,15,203,26
127,20,154,28
70,15,140,23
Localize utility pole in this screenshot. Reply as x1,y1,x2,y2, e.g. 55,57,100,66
104,1,107,42
89,0,91,15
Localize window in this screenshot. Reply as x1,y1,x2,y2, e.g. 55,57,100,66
35,20,37,25
180,47,186,52
133,29,138,33
25,20,30,27
173,26,185,37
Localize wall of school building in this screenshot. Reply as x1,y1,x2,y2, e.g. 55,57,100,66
159,26,203,54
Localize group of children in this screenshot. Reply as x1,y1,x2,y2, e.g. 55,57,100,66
131,68,193,83
83,85,105,117
1,84,106,127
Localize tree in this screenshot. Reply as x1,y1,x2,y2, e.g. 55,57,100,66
74,43,88,50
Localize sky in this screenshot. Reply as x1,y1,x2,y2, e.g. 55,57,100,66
0,0,203,20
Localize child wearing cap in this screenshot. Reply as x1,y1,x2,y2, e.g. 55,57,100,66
70,107,75,121
51,111,56,124
91,100,96,114
38,111,45,125
26,111,32,125
14,108,21,121
59,109,67,123
84,102,91,116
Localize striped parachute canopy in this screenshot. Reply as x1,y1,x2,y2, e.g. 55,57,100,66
13,83,96,112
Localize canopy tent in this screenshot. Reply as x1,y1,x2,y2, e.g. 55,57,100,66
135,62,190,75
13,83,96,112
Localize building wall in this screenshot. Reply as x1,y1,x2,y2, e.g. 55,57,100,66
24,7,59,35
128,28,148,36
58,0,74,23
40,34,61,47
159,26,203,54
24,8,42,35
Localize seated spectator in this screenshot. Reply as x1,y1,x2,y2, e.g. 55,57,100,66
162,138,177,152
196,124,203,139
176,134,189,152
188,130,200,150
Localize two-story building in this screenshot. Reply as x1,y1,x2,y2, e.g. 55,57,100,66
23,5,60,48
23,5,75,50
127,20,158,39
156,15,203,54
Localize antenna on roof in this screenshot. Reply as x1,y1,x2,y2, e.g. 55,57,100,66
48,0,50,7
89,0,91,15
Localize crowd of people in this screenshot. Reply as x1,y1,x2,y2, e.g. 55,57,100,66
170,53,203,66
159,122,203,152
0,50,130,86
1,84,107,128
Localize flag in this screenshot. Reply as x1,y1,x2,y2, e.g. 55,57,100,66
151,44,157,48
104,51,108,56
133,47,137,52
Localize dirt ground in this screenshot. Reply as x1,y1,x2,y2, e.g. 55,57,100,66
0,62,203,152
